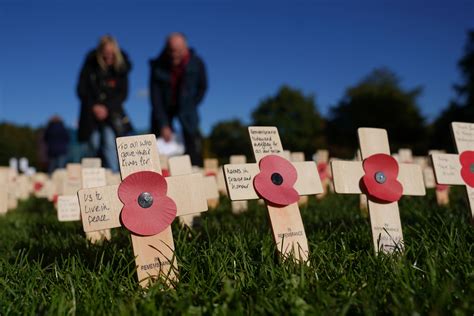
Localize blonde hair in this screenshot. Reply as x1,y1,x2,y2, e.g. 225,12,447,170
96,35,126,71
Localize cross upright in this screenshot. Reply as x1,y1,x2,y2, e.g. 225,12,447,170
223,126,323,262
431,122,474,222
77,134,208,287
331,128,425,253
168,155,218,227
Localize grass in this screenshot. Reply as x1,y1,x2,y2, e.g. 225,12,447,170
0,188,473,315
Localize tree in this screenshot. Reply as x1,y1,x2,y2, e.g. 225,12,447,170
327,67,427,157
0,122,41,169
208,119,252,164
431,30,474,150
251,85,325,157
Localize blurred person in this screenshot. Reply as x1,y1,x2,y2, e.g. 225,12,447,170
149,32,207,166
44,115,70,174
77,35,133,172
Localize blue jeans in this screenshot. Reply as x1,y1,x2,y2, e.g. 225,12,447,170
48,154,67,174
89,126,119,172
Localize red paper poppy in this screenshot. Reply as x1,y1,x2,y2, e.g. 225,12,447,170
459,151,474,187
205,171,217,177
361,153,403,203
34,181,44,192
436,184,449,192
161,168,170,177
317,162,329,181
118,171,177,236
253,154,299,206
52,194,58,205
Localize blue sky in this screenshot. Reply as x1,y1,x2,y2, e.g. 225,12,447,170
0,0,473,135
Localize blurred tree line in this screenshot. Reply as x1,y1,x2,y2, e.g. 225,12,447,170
209,29,474,162
0,122,41,168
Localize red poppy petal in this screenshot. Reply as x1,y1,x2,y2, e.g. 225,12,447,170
364,153,399,179
460,150,474,166
118,171,167,205
436,184,449,191
461,166,474,187
205,171,217,177
317,163,328,180
259,155,297,184
121,196,177,236
459,151,474,188
362,175,403,203
254,171,299,206
161,169,170,177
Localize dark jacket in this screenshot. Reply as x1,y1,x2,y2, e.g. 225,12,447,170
76,49,132,142
44,120,70,157
149,49,207,135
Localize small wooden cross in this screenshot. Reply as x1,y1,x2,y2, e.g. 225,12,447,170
425,150,450,206
331,128,425,253
431,122,474,222
57,164,82,222
80,159,111,242
223,126,323,261
229,155,248,214
77,134,208,287
168,155,217,227
290,152,309,206
314,150,331,198
397,148,413,163
204,158,220,209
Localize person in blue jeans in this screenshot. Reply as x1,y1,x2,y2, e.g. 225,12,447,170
76,35,133,171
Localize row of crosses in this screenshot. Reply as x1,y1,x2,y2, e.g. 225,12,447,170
73,122,473,288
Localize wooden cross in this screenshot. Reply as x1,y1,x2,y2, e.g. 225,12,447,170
290,152,308,206
223,126,323,261
77,134,208,287
80,159,111,242
168,155,217,227
431,122,474,221
331,128,425,253
425,150,450,206
397,148,413,163
314,150,332,198
229,155,248,214
204,158,220,209
0,167,10,215
57,164,82,222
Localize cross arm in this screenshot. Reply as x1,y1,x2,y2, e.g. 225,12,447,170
331,160,425,196
431,154,463,185
224,161,323,201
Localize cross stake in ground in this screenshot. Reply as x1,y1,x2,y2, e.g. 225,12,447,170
431,122,474,223
77,134,208,287
223,126,323,262
331,128,425,253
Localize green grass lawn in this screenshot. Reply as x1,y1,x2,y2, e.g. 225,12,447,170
0,189,473,315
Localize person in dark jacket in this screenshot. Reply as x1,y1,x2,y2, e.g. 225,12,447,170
44,115,70,174
77,35,133,172
149,32,207,166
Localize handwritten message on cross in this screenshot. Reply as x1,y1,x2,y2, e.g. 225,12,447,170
431,122,474,222
77,135,208,287
223,126,323,261
331,128,425,253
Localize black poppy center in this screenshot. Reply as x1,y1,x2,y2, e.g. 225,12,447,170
138,192,154,208
271,173,284,186
470,163,474,174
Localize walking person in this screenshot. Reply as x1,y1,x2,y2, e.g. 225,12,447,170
77,35,133,171
149,32,208,166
